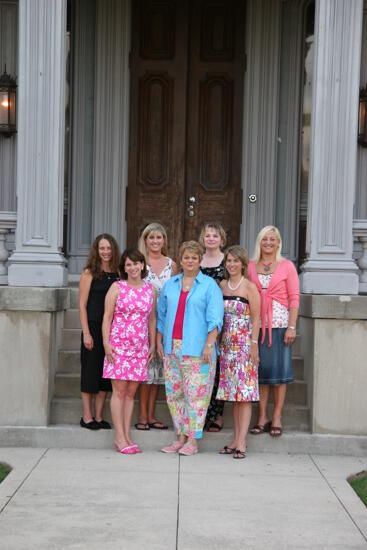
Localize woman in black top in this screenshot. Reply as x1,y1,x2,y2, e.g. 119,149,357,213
199,222,227,432
79,234,120,429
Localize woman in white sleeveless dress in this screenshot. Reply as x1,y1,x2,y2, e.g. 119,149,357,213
136,223,178,430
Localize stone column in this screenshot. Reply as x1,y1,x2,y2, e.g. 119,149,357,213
240,0,282,255
300,0,363,294
92,0,130,247
8,0,67,287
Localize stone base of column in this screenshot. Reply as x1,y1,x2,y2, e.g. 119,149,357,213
300,259,359,295
8,252,68,287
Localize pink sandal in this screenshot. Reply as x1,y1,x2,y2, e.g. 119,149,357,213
178,443,198,456
161,441,184,453
114,443,137,455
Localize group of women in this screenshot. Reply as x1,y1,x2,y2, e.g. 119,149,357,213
79,222,300,459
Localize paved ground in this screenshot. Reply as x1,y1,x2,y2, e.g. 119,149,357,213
0,447,367,549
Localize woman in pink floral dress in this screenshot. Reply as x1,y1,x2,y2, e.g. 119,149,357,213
102,249,156,454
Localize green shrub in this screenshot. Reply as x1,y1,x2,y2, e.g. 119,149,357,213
349,471,367,507
0,463,10,483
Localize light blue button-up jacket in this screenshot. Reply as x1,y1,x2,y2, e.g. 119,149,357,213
157,271,224,357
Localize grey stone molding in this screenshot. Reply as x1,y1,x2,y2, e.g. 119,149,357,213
0,287,70,312
353,219,367,293
0,210,16,284
300,0,363,294
300,293,367,319
7,0,68,287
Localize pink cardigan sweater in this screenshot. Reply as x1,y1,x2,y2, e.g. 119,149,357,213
248,259,300,346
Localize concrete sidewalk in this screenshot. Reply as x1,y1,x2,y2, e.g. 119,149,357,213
0,447,367,549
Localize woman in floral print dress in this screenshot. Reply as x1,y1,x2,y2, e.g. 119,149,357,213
102,249,156,454
136,222,178,431
217,246,260,459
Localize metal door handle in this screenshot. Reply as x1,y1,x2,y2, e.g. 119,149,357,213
248,194,257,204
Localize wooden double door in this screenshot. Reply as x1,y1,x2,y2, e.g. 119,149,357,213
127,0,245,259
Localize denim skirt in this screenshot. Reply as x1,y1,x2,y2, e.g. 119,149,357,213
258,327,293,385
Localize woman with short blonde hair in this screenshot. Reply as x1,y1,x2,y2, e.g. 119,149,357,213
179,240,204,261
199,222,227,433
157,241,224,455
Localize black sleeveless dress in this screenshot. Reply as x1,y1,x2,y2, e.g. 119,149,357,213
200,260,226,427
80,272,119,393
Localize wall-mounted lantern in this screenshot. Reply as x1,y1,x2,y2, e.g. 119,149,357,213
0,66,17,137
358,85,367,148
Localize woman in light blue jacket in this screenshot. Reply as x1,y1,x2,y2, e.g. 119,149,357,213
157,241,224,456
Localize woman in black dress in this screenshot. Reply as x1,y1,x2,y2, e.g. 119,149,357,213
199,222,227,432
79,234,120,429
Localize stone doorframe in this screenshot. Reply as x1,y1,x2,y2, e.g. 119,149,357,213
6,0,364,294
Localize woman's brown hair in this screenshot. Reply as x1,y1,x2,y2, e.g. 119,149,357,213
84,233,120,279
119,248,148,280
224,245,249,278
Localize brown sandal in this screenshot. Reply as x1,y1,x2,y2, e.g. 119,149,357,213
269,426,283,437
250,421,271,435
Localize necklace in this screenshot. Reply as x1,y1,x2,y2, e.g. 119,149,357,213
228,276,244,291
262,262,273,272
182,277,194,292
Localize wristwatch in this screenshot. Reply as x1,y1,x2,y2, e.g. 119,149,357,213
288,326,296,330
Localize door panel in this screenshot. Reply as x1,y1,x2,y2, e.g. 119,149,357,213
127,0,245,259
184,0,245,246
127,0,188,259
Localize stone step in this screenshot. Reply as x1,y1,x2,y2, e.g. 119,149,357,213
57,349,304,379
57,350,304,379
69,288,79,309
61,328,81,350
2,425,366,456
50,396,309,431
63,309,80,329
54,372,308,405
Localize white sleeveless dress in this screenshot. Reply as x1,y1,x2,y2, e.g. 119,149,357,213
144,258,174,384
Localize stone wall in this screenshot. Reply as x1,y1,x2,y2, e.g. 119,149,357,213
299,294,367,436
0,288,69,426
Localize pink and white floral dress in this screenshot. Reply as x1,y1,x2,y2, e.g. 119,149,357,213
103,280,153,381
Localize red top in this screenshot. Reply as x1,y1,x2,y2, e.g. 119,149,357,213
172,290,189,340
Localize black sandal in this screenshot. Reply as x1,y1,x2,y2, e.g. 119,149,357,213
134,422,150,431
250,421,271,435
233,449,246,459
219,446,236,455
207,421,223,432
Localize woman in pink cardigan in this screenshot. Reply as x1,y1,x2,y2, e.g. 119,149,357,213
248,226,299,437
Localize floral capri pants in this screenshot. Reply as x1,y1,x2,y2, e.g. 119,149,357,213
164,339,215,439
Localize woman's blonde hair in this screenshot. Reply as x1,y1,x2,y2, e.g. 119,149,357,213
224,245,249,278
252,225,283,263
199,221,227,249
138,222,168,260
179,241,204,261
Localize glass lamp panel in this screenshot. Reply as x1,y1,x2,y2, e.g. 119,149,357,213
0,90,9,125
9,90,16,126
